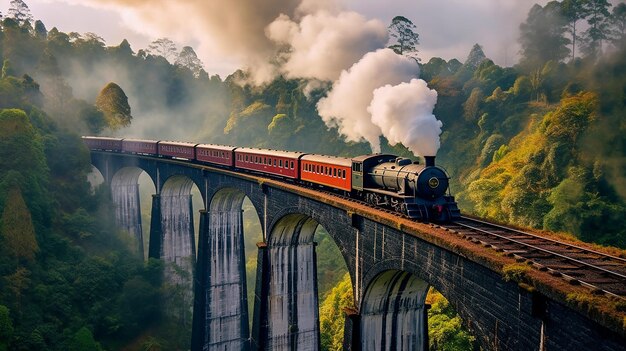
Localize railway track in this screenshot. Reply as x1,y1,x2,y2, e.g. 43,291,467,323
437,217,626,299
305,186,626,299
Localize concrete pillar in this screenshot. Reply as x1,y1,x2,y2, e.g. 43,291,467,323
266,233,320,350
111,179,144,257
251,242,270,351
148,194,162,259
193,209,249,350
191,210,210,351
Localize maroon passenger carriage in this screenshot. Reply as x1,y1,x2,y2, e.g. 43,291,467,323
82,136,123,152
196,144,237,167
158,141,197,160
234,147,305,179
122,138,158,156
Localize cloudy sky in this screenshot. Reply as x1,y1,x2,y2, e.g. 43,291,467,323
1,0,564,78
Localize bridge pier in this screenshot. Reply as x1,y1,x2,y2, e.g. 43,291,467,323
192,189,252,351
111,168,145,257
263,215,320,350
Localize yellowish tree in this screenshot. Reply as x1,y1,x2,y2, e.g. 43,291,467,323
95,82,132,130
1,186,38,262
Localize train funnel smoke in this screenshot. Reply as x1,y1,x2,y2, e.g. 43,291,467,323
317,49,419,153
317,49,442,156
368,79,442,157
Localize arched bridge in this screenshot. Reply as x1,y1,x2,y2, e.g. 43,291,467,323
89,150,626,351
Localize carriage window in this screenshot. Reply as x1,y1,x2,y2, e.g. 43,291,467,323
290,161,294,169
274,159,277,166
333,168,337,177
279,159,283,168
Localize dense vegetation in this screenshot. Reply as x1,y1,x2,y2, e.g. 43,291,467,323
0,0,624,350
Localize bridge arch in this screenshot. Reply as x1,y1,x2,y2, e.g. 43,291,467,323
361,269,429,351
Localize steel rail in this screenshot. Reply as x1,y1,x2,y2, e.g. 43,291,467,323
459,216,626,264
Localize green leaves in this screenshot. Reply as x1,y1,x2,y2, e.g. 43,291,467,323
95,82,132,130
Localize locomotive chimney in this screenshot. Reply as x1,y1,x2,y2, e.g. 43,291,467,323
424,156,435,167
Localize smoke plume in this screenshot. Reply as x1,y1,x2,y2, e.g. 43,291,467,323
369,79,442,156
317,48,423,153
266,11,388,82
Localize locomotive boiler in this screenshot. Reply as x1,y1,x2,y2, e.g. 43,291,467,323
353,154,459,221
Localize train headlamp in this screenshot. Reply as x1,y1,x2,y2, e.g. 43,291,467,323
428,177,440,189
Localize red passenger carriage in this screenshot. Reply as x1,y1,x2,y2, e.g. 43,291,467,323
235,148,305,179
300,154,352,192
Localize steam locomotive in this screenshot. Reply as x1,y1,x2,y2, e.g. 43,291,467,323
83,136,460,221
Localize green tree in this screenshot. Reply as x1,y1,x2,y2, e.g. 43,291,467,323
33,20,47,39
7,0,33,27
67,327,102,351
0,305,13,351
387,16,420,61
561,0,590,60
464,44,487,71
319,273,353,351
175,46,205,77
609,3,626,48
1,186,38,262
581,0,611,58
519,2,570,70
148,37,177,62
95,82,132,129
427,289,475,351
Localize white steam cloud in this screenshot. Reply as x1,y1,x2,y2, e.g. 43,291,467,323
369,79,442,156
266,11,388,82
318,48,440,154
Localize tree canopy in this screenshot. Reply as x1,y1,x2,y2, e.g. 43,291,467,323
388,15,420,61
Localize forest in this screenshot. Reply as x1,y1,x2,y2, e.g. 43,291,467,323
0,0,625,349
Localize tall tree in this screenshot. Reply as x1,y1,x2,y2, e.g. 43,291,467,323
175,46,204,77
95,82,132,129
1,186,39,262
609,3,626,48
519,2,570,70
33,19,47,39
561,0,590,60
581,0,611,58
464,43,487,71
148,37,177,62
387,16,420,61
7,0,33,27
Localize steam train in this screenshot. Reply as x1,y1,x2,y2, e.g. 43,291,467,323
82,136,460,222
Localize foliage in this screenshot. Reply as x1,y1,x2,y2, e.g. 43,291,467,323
387,16,420,61
95,81,132,129
1,186,39,262
502,264,530,282
426,289,475,351
519,2,570,70
319,273,353,351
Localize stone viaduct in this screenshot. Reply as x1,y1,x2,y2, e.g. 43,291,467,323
89,151,626,351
